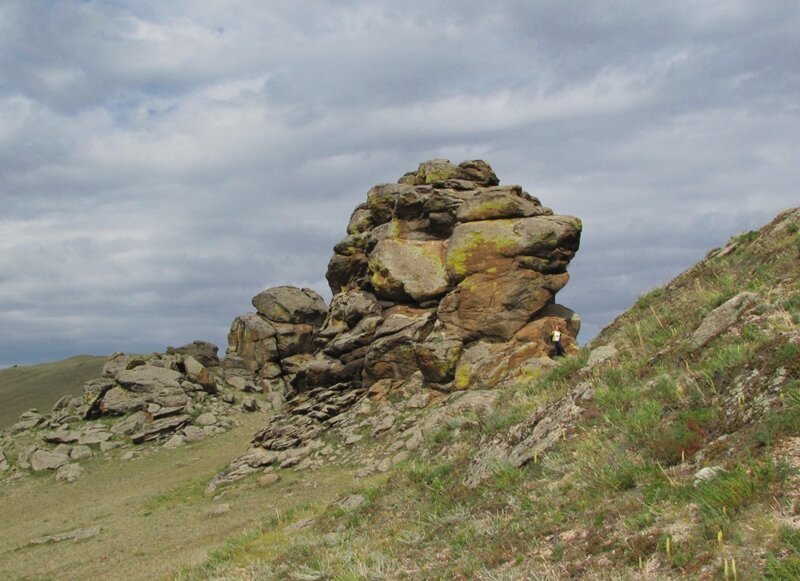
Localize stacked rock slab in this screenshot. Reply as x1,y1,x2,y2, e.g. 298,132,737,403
222,286,328,402
317,158,582,394
211,159,582,487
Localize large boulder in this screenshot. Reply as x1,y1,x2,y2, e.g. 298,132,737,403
368,239,449,302
252,286,327,326
116,365,183,393
167,341,220,368
30,449,70,472
438,270,569,341
226,313,279,373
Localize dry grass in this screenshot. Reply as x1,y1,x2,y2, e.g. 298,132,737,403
0,355,107,428
0,413,360,580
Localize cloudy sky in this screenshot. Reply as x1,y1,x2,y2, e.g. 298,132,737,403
1,0,798,367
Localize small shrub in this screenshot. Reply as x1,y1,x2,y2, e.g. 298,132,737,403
764,526,800,579
635,287,665,311
687,459,790,535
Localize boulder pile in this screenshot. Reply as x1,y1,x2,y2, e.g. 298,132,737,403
0,341,269,483
213,159,583,487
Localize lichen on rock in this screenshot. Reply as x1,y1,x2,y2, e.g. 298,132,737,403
211,159,583,488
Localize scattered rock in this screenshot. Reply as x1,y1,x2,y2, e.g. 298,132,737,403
693,466,726,486
30,449,69,472
183,426,206,443
242,397,258,412
258,473,281,487
69,445,93,460
55,463,83,483
209,503,231,517
583,345,618,371
690,292,760,349
12,410,44,433
194,413,218,427
28,526,101,545
163,435,186,449
78,431,112,446
130,415,191,444
335,494,366,511
285,517,315,531
42,430,81,444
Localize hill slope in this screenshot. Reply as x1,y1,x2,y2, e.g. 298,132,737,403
179,207,799,579
0,356,107,428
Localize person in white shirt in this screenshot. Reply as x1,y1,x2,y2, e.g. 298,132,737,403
551,325,566,357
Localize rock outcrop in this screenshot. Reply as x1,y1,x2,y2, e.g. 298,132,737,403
0,340,274,483
214,159,583,487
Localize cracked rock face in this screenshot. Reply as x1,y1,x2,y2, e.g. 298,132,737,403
223,159,582,401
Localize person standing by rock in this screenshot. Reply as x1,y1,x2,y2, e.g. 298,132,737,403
551,325,566,357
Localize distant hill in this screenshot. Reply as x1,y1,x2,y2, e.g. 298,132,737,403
0,355,107,428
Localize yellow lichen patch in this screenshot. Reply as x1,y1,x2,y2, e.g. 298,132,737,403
454,363,472,390
446,221,521,279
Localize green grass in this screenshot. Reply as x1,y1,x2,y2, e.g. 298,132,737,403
0,355,107,428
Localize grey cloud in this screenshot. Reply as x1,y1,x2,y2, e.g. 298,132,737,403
0,0,798,366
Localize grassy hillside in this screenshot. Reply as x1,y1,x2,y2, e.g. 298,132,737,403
0,355,107,428
0,413,366,580
177,208,799,579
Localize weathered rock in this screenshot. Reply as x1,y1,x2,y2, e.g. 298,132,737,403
31,449,70,471
130,415,191,444
69,445,93,460
456,186,551,222
98,386,147,415
11,410,45,433
252,286,327,326
167,341,220,368
401,159,499,187
242,397,258,412
211,159,583,486
413,338,463,383
363,313,433,383
226,376,258,392
42,429,81,444
116,365,183,393
183,425,207,443
694,466,726,486
690,291,760,349
183,355,217,391
465,384,592,487
195,413,218,427
368,239,449,302
438,269,569,341
28,526,101,545
584,345,619,371
108,412,141,436
163,434,186,448
56,463,83,483
226,313,279,372
102,353,138,378
272,321,316,357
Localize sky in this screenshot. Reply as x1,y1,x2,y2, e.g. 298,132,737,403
0,0,798,367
